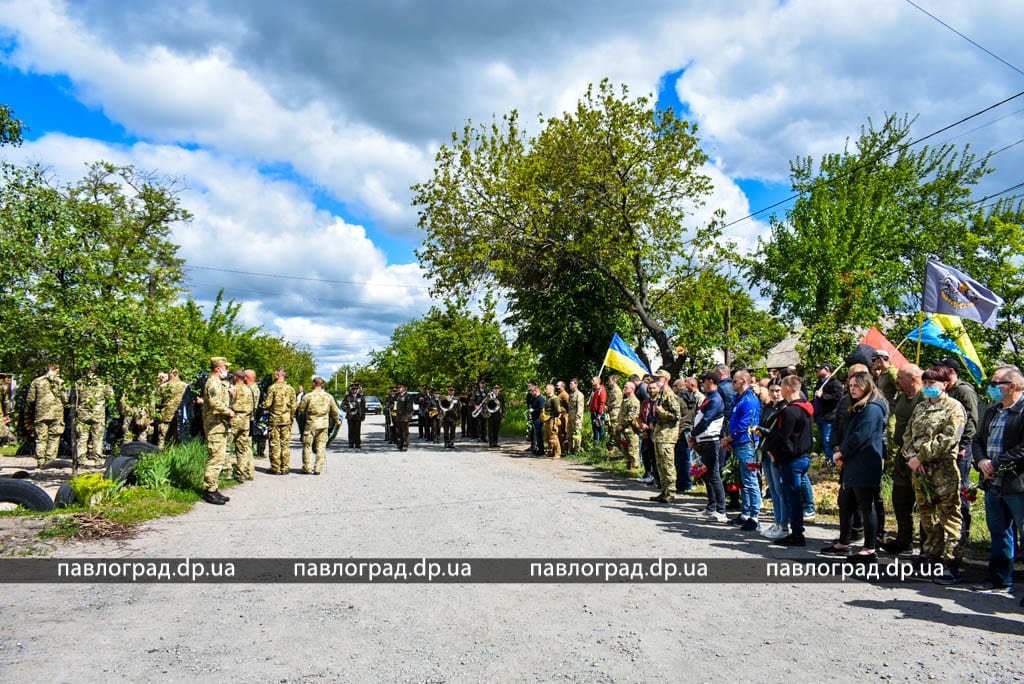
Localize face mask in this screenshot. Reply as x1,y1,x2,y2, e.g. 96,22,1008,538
47,370,57,379
988,384,1005,402
922,386,941,400
219,370,229,380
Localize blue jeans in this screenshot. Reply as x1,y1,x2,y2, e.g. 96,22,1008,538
984,490,1024,588
778,457,811,536
734,442,761,519
801,472,816,516
763,457,787,524
816,418,834,464
591,411,605,445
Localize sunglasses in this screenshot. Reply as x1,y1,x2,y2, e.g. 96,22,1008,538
989,380,1013,387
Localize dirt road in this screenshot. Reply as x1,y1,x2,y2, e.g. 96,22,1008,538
1,417,1022,681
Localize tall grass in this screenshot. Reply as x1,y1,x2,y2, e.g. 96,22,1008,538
135,441,209,493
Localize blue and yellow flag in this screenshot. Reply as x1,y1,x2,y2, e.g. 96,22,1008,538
905,314,985,384
602,333,651,378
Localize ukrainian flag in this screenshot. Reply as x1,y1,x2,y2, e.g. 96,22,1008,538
602,333,651,378
905,314,985,384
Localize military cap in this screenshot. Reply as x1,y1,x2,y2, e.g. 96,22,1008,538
654,369,672,380
937,356,962,373
210,356,231,369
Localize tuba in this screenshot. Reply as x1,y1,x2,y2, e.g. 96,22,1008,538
439,396,455,413
481,396,501,418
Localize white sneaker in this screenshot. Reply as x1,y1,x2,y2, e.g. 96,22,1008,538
804,511,816,521
711,512,728,523
765,525,790,540
759,523,779,538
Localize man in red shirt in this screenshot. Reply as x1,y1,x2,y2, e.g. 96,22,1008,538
589,376,608,447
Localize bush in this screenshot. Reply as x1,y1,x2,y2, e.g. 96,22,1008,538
69,473,119,507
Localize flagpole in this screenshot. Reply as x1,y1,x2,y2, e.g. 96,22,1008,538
915,311,924,365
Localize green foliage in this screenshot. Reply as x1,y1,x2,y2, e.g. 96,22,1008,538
0,104,24,146
414,80,727,375
747,114,990,363
134,451,173,491
69,472,119,507
161,441,210,492
369,297,538,391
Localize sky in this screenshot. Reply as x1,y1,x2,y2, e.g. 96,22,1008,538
1,0,1022,376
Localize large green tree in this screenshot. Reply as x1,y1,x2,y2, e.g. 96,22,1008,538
413,80,724,376
0,105,24,146
369,298,537,392
747,114,991,362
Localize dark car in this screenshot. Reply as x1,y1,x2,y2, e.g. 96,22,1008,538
364,395,383,415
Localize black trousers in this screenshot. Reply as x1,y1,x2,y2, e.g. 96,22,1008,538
395,420,410,451
347,419,362,448
443,420,456,447
840,485,882,549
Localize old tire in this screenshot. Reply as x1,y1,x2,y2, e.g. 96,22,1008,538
39,459,74,470
104,456,137,485
0,478,55,512
55,481,76,508
120,441,160,458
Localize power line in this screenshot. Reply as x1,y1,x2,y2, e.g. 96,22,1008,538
904,0,1024,78
723,89,1024,228
184,264,432,290
967,180,1024,208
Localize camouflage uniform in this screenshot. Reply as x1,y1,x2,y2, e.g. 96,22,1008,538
652,390,681,498
543,393,562,459
74,374,113,463
120,391,154,444
202,373,233,492
0,389,12,443
261,380,296,473
154,378,188,449
618,394,641,470
229,382,258,481
297,390,339,473
903,395,967,563
606,383,623,440
27,372,67,465
557,387,571,454
567,388,585,453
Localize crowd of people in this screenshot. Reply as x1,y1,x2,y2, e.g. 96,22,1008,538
519,353,1024,596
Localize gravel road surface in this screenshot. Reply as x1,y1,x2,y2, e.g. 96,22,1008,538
2,416,1022,682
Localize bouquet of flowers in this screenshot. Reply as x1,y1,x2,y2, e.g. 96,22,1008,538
914,471,941,505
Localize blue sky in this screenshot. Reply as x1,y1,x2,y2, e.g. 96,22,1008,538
1,0,1021,374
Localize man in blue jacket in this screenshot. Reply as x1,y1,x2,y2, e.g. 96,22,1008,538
722,370,762,530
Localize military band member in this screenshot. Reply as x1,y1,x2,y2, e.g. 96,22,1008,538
341,384,367,448
74,366,113,465
394,383,413,451
201,357,234,505
429,388,443,444
460,384,472,437
384,387,397,443
228,371,256,481
473,380,488,442
485,384,506,447
296,377,341,474
441,387,460,448
261,368,296,474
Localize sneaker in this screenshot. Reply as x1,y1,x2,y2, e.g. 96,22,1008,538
764,525,790,540
635,475,654,484
773,533,806,546
728,515,750,526
759,523,779,538
711,512,728,523
803,510,816,521
880,540,911,555
819,543,851,557
970,582,1014,594
740,518,760,531
934,569,964,586
701,509,718,519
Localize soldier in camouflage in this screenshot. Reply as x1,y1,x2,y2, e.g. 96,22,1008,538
154,369,188,450
617,381,642,470
296,376,340,474
566,378,585,454
650,370,682,503
260,368,296,474
605,375,623,452
120,383,154,444
543,384,562,459
903,365,967,580
26,364,67,466
201,357,235,505
74,367,113,465
0,379,12,445
228,370,258,482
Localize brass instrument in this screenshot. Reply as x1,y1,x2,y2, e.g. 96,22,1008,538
439,396,456,413
481,396,501,418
